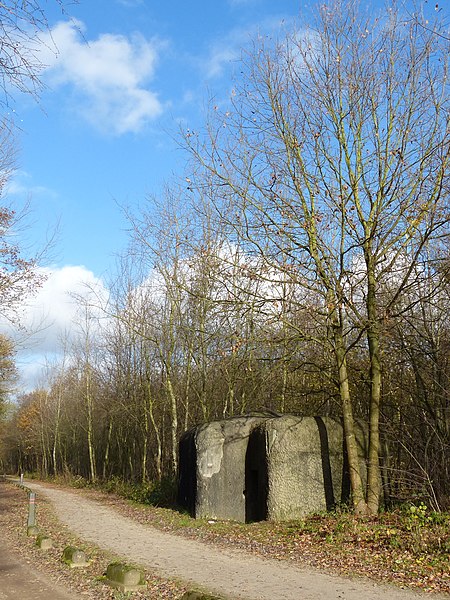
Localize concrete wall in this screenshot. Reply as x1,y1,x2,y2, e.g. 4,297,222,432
192,416,266,521
178,414,368,522
263,416,345,519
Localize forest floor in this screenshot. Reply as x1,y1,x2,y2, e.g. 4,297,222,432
1,478,449,600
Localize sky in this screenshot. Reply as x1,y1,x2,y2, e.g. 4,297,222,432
1,0,446,392
1,0,306,391
13,0,301,276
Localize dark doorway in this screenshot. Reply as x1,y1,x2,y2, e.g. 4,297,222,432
245,427,268,522
177,428,197,516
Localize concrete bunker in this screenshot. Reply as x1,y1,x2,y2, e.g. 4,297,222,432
178,414,366,522
178,416,267,522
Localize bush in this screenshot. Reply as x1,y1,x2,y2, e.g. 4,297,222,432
89,476,178,508
145,477,177,508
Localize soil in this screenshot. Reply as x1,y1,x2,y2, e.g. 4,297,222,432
0,485,78,600
0,546,80,600
8,479,448,600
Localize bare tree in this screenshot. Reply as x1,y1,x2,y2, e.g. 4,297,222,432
0,333,17,407
0,1,75,322
0,0,71,105
184,1,450,514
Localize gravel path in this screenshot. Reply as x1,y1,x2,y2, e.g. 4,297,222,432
26,481,447,600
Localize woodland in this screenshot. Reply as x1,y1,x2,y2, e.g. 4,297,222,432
0,1,449,518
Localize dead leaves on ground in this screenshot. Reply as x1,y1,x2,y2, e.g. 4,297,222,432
2,481,449,596
90,493,449,595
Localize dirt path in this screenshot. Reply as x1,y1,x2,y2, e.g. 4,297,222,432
25,481,447,600
0,484,78,600
0,544,79,600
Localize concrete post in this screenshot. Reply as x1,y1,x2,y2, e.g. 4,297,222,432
27,492,36,527
20,473,24,485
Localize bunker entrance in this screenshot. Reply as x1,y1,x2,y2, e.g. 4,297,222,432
177,428,197,516
244,427,268,523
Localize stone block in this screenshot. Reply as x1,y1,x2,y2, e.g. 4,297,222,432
262,416,345,520
105,562,146,592
179,415,267,521
62,546,90,568
27,525,39,537
36,534,53,550
179,414,369,522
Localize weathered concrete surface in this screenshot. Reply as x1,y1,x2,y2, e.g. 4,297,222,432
36,534,53,550
180,416,266,521
61,546,89,568
105,562,146,592
264,416,346,519
179,414,368,522
27,524,39,537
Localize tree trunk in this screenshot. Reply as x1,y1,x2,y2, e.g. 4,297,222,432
85,366,97,482
333,324,368,514
166,374,178,475
102,417,113,480
366,261,382,514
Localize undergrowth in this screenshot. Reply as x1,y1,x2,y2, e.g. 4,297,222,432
46,473,178,508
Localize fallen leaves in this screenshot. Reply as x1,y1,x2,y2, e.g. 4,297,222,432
0,482,189,599
93,493,449,595
2,480,449,597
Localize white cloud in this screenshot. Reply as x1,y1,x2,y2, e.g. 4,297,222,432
206,41,241,79
39,20,165,135
0,265,109,391
20,266,108,350
205,16,292,79
5,171,58,200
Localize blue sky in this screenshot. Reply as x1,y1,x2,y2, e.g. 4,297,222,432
3,0,447,390
10,0,300,276
3,0,303,389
